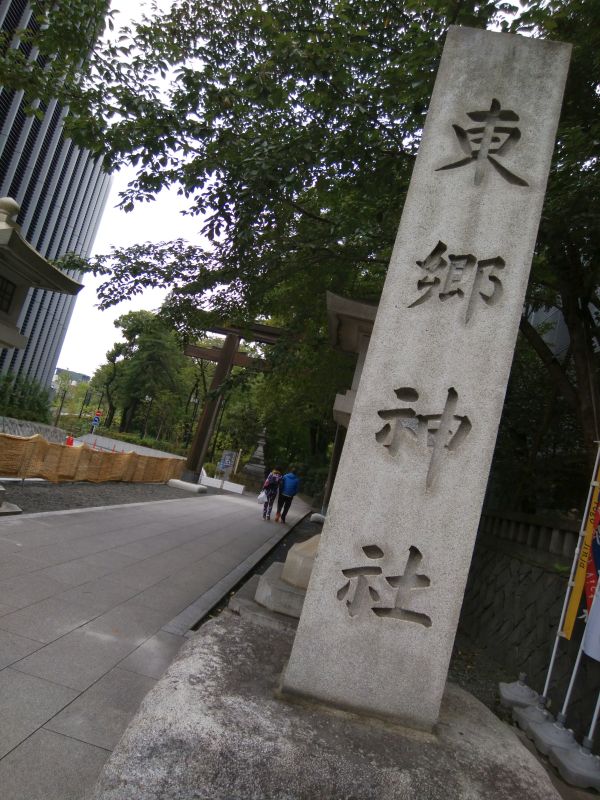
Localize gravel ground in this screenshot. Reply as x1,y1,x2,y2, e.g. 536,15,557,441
0,479,206,514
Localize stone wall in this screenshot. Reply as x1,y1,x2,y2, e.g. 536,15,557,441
0,416,66,444
459,511,600,739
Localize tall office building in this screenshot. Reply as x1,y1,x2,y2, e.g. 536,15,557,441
0,0,111,386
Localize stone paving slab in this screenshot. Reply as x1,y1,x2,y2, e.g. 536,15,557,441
57,576,142,615
119,631,184,680
0,668,78,758
0,493,309,799
0,628,42,669
41,557,124,587
0,553,42,581
0,729,110,800
0,572,69,608
46,667,157,750
0,595,102,643
14,626,142,691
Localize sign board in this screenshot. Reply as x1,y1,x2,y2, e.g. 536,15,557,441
221,450,237,469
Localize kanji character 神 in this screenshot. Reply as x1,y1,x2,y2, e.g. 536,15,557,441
375,386,471,489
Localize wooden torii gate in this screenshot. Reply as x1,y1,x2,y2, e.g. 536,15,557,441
184,323,283,474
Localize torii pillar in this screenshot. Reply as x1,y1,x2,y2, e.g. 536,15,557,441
184,323,284,475
186,333,240,474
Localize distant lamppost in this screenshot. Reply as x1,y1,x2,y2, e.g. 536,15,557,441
191,393,200,423
183,394,200,447
53,387,68,426
142,395,153,438
78,389,92,418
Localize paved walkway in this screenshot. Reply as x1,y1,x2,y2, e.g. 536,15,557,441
0,492,307,799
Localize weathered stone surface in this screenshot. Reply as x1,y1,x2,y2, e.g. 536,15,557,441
0,501,22,515
280,534,320,590
229,574,299,633
255,561,306,617
91,611,561,800
282,26,571,730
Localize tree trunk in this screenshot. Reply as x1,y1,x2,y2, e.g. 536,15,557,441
556,242,600,470
105,403,116,428
119,400,138,433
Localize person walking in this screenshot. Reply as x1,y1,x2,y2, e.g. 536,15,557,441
275,467,299,523
262,468,282,520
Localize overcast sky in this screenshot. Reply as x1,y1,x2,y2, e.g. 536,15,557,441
57,0,203,379
57,170,204,378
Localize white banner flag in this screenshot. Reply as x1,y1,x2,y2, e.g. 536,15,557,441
583,593,600,661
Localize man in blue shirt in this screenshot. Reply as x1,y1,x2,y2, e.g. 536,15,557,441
275,467,299,523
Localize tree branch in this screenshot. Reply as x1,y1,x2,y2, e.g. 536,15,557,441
519,315,579,412
287,200,334,225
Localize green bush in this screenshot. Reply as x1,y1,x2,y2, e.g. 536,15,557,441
0,374,51,423
89,429,187,456
203,462,216,477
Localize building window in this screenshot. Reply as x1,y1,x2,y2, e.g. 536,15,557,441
0,275,16,312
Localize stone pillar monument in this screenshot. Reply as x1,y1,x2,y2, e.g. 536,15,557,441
282,26,571,731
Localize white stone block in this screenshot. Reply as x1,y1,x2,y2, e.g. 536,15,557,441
281,535,321,590
254,562,306,618
167,479,207,494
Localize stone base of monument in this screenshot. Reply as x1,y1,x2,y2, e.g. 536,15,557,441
280,533,320,589
229,574,299,633
91,611,561,800
255,562,306,618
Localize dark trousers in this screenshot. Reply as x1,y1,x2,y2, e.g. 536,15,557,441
276,493,293,520
263,490,277,518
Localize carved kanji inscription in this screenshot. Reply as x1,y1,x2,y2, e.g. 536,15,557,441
375,386,471,489
408,241,504,322
436,98,529,186
337,544,432,627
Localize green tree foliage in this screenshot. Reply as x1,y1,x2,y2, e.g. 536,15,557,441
91,310,191,435
3,1,599,501
491,332,587,513
0,374,51,423
514,0,600,468
0,1,516,324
